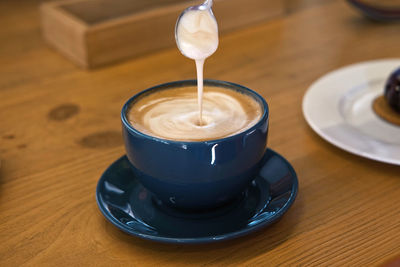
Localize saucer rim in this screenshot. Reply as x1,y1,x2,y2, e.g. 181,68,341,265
95,148,298,244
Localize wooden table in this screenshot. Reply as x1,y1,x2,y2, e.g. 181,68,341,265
1,0,400,266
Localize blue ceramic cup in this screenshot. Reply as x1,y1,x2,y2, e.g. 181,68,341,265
121,80,269,210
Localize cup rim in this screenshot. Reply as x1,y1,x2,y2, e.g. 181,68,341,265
121,79,269,144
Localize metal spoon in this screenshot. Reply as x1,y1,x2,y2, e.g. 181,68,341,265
175,0,215,58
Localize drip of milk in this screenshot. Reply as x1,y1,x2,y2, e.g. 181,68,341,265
176,8,219,125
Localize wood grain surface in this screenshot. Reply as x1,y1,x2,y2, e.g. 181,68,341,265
1,0,400,266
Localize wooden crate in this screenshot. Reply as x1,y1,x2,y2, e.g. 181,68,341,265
40,0,284,69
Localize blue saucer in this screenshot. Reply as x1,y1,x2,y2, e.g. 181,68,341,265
96,148,298,244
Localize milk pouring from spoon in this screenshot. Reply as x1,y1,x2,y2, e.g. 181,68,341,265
175,0,218,126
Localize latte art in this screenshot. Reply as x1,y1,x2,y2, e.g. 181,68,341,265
128,86,262,141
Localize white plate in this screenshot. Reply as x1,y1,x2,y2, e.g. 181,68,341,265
302,59,400,165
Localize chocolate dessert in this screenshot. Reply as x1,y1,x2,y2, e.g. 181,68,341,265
373,67,400,126
384,68,400,113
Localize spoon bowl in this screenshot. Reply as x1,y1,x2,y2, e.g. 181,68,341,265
175,0,217,59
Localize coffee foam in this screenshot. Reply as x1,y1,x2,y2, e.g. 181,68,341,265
128,86,263,141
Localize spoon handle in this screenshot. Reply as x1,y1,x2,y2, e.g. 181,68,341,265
204,0,213,8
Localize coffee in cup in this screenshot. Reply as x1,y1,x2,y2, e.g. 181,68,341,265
127,85,262,141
